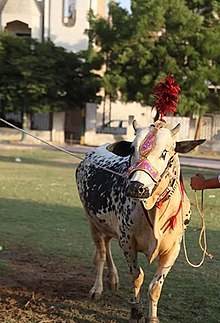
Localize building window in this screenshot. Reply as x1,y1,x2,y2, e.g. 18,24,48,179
5,21,31,37
62,0,76,27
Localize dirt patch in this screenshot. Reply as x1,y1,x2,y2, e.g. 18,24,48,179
0,247,111,323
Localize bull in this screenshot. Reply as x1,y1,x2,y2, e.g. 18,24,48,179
76,119,205,322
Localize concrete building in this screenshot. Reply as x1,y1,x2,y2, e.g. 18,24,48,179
0,0,106,52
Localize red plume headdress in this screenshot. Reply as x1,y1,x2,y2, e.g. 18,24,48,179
153,75,180,119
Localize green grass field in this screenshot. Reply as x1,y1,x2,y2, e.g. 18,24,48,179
0,146,219,323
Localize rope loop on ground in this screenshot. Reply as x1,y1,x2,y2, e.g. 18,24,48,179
182,190,213,268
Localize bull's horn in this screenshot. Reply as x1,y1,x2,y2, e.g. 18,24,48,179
133,120,141,132
171,123,180,136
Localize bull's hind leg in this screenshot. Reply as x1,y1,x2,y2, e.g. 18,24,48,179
105,237,119,291
89,221,106,299
147,239,182,323
89,222,118,299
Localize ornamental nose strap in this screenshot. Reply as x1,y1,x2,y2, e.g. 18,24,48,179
125,159,160,182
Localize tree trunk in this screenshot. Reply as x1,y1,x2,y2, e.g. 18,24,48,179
102,93,106,126
194,114,203,140
109,94,112,123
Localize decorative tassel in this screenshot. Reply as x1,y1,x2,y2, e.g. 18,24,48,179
153,75,180,119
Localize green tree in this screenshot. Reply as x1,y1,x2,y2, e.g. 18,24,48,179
88,0,220,122
0,33,101,124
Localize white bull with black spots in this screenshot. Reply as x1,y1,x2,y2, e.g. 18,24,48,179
76,120,205,323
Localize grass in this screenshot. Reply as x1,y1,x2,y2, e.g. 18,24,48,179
0,146,220,322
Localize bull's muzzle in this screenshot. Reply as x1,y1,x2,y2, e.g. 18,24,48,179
127,181,150,199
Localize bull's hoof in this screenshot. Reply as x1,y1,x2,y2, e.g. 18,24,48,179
129,302,145,323
146,317,160,323
107,280,119,292
89,286,102,300
89,291,102,300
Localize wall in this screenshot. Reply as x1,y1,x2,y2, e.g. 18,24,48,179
84,101,156,146
84,103,197,146
164,116,191,139
0,112,65,144
0,127,51,143
0,0,107,52
45,0,88,51
44,0,107,52
51,112,65,144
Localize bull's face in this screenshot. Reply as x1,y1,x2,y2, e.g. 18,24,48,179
107,120,205,205
126,120,178,199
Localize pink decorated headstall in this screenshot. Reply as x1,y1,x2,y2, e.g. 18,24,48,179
125,123,163,181
139,128,157,158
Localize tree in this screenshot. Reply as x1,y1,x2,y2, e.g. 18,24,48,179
0,33,101,125
87,0,220,124
87,4,133,123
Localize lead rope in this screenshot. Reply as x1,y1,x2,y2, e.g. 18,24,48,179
182,189,213,268
0,118,124,177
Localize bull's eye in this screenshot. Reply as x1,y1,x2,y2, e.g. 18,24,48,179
161,149,167,160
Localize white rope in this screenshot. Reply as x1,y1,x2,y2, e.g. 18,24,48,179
0,118,84,160
97,165,124,177
182,190,213,268
0,118,123,177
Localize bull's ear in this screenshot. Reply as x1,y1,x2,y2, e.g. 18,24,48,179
133,120,141,133
175,139,206,153
107,141,133,157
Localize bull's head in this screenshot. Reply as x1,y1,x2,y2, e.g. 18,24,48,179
108,120,205,207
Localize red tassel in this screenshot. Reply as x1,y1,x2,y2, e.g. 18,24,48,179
153,75,180,119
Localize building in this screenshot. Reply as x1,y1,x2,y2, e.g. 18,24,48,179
0,0,107,144
0,0,106,51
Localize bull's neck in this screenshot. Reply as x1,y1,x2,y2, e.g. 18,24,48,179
142,157,183,238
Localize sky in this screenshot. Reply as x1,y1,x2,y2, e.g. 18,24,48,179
117,0,131,11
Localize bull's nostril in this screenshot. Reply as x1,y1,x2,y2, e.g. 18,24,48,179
126,181,149,198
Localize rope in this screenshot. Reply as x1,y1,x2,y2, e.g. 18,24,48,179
0,118,84,160
0,118,123,177
182,190,213,268
96,164,124,177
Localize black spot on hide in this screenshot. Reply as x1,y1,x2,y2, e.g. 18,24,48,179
184,219,190,225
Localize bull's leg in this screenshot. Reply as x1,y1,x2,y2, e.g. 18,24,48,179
147,239,182,323
129,266,145,323
105,237,119,291
120,238,145,322
89,222,106,300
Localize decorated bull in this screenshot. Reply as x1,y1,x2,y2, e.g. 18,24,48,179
76,77,205,322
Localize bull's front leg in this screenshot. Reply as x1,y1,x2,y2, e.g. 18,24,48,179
147,239,181,323
120,236,145,323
